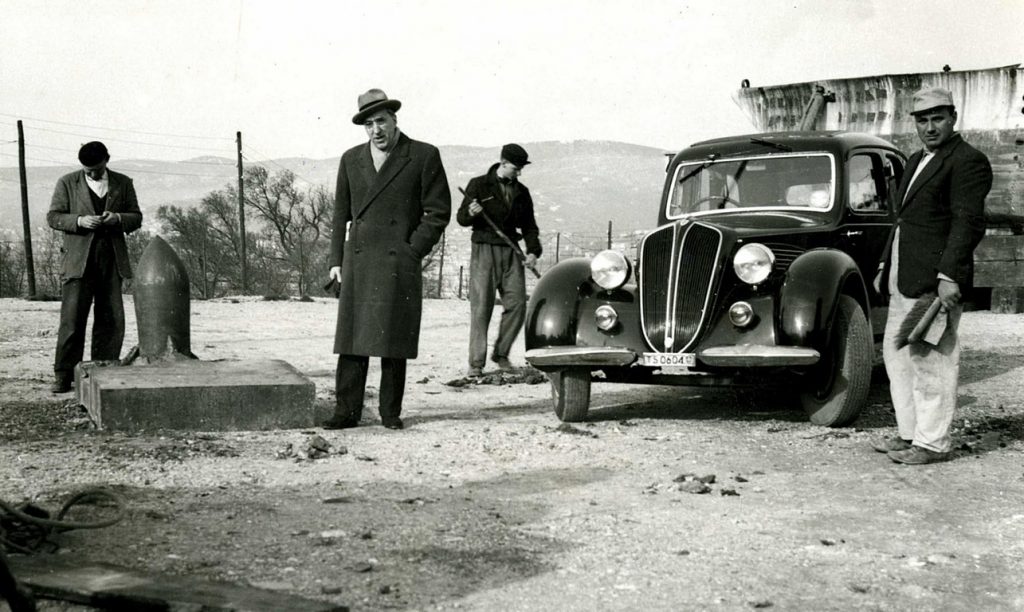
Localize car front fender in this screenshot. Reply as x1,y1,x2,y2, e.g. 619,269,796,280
779,249,869,348
525,258,593,350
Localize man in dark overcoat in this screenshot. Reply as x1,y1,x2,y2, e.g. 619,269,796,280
324,89,451,430
46,141,143,393
873,87,992,464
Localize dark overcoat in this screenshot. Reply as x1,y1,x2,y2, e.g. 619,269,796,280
881,133,992,298
329,133,451,358
46,169,144,280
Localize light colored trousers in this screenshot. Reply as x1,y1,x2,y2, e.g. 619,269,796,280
882,286,962,453
468,242,526,368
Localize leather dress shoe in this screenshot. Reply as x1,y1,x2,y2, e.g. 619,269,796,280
322,416,359,430
50,380,72,394
382,418,404,430
467,366,483,377
888,445,950,465
872,436,912,453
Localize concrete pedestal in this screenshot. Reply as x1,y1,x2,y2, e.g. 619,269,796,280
75,359,316,431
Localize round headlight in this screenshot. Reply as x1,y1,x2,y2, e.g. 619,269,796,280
595,305,618,331
733,243,775,285
591,250,631,290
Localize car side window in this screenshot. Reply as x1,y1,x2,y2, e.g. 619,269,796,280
847,153,887,213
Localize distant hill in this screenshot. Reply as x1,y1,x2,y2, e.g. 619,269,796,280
0,140,669,241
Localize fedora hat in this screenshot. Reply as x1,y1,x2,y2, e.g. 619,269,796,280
352,88,402,124
910,87,955,115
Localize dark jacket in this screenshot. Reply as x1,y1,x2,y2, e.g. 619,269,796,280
329,133,451,359
881,133,991,298
456,163,542,257
46,169,144,281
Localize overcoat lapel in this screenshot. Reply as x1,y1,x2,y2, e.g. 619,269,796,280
353,135,412,219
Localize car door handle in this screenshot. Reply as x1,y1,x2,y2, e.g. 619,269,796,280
843,230,863,237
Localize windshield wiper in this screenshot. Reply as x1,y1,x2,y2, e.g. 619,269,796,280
749,137,792,152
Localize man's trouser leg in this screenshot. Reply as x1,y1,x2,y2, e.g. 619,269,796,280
468,243,497,369
335,354,369,421
883,291,917,441
378,357,407,422
492,247,526,360
883,291,961,453
89,238,124,361
55,277,93,384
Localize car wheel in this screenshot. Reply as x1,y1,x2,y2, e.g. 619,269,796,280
799,295,871,427
549,368,591,422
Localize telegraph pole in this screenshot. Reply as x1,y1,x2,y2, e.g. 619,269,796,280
17,120,37,297
436,231,446,297
236,131,247,293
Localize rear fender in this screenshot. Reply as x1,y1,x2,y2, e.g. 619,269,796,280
779,249,870,348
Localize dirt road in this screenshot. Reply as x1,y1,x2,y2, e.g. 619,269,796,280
1,297,1023,611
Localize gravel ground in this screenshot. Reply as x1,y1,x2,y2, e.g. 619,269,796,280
1,296,1023,612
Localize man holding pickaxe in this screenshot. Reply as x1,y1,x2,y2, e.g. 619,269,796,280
457,143,542,377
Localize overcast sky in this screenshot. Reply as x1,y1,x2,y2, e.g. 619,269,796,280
1,0,1021,167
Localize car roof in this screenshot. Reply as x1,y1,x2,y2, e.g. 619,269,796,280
675,131,900,162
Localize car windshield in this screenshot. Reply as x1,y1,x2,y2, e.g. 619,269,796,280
666,152,835,218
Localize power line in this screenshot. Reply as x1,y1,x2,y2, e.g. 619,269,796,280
23,125,231,154
241,143,318,186
0,111,233,142
0,152,233,178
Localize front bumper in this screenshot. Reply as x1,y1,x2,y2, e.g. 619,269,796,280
525,344,820,369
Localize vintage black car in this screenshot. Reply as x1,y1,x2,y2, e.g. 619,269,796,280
524,131,907,426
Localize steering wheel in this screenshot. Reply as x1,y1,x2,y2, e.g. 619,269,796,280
693,195,741,210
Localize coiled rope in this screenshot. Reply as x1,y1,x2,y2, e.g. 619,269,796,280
0,488,126,554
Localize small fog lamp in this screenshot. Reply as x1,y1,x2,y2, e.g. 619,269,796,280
591,250,630,290
595,305,618,331
728,301,754,327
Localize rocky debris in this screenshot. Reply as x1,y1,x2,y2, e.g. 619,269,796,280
720,488,740,497
444,369,547,387
350,561,374,573
553,423,599,438
305,435,332,459
317,529,347,545
678,480,711,494
99,434,241,463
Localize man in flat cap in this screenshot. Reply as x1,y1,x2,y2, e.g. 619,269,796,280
457,143,542,376
324,89,451,430
873,87,992,464
46,141,143,393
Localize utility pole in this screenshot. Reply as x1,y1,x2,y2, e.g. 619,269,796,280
17,121,37,297
436,231,446,298
236,131,247,293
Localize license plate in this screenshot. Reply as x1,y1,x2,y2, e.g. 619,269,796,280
642,352,696,368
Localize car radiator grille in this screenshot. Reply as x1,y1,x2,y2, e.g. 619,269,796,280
639,223,721,353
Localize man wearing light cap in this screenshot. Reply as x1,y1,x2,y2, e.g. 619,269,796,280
324,89,451,430
873,86,992,464
46,141,143,393
457,143,542,376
